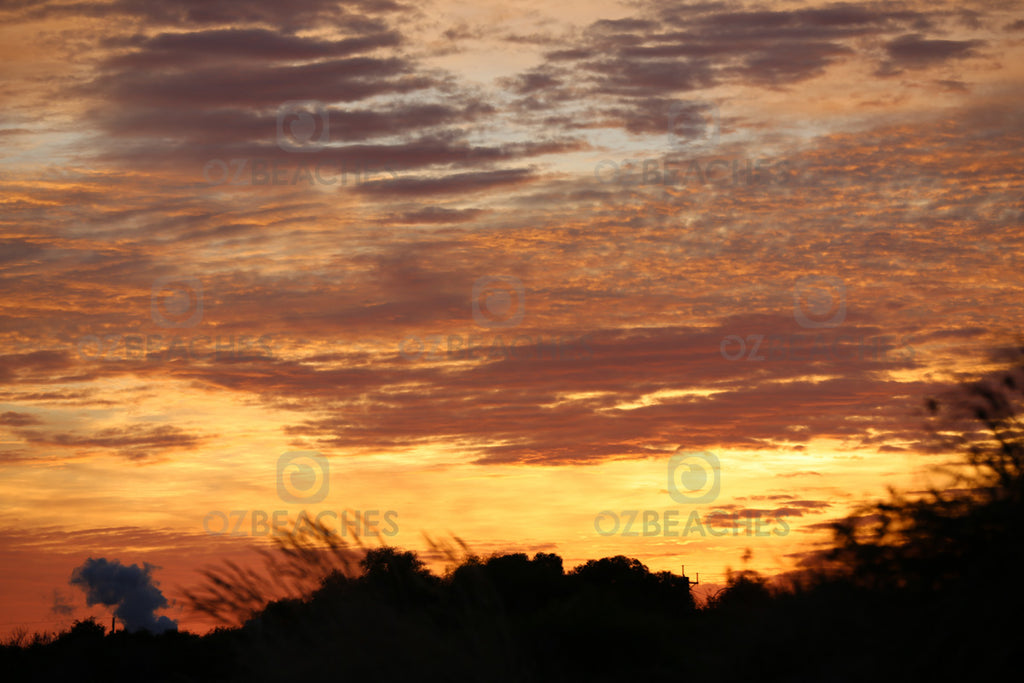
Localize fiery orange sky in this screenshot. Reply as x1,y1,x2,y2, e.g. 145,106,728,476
1,0,1022,634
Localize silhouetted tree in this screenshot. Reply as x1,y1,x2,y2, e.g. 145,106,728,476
707,569,772,611
358,545,440,608
8,350,1024,682
62,617,106,641
828,346,1024,597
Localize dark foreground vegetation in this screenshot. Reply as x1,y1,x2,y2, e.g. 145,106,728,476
5,350,1024,682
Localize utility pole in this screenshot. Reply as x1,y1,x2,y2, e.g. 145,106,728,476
681,565,700,588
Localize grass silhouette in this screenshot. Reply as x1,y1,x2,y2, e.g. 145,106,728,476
3,348,1024,681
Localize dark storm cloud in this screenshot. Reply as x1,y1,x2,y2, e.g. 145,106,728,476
732,41,855,86
211,322,929,465
503,1,991,135
53,1,544,180
387,207,488,224
0,351,76,385
354,168,538,197
0,411,41,426
101,28,404,66
880,33,986,72
0,239,64,266
4,0,404,32
110,0,405,29
10,424,205,461
87,57,423,109
1,1,1020,474
6,96,1019,467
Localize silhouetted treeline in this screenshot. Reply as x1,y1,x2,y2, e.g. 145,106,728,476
4,349,1024,682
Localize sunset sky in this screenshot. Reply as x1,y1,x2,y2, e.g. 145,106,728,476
1,0,1022,634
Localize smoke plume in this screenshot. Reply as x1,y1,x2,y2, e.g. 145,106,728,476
70,557,177,634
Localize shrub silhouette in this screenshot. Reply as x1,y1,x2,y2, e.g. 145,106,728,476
827,348,1024,596
64,617,107,641
4,349,1023,681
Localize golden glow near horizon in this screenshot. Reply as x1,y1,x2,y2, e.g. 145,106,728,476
1,0,1023,634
